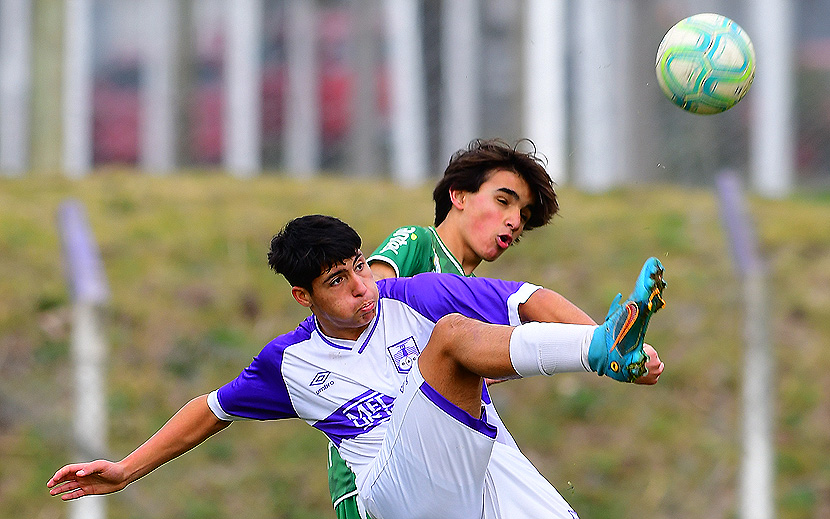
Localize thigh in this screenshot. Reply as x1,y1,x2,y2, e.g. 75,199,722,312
484,441,580,519
358,362,498,519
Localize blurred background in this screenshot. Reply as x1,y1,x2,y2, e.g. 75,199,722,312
0,0,828,190
1,1,829,519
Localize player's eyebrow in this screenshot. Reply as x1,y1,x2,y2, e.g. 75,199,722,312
496,187,521,200
496,187,533,208
320,260,347,283
321,254,364,284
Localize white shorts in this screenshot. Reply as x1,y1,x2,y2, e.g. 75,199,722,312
356,361,579,519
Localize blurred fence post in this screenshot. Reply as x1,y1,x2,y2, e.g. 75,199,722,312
58,200,110,519
384,0,428,185
225,0,263,177
284,0,319,178
141,0,178,174
440,0,479,163
573,0,617,192
0,0,32,176
749,0,795,198
523,0,566,184
716,171,775,519
347,0,381,177
62,0,94,177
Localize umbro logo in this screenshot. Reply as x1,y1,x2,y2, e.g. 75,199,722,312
310,371,335,395
310,371,331,386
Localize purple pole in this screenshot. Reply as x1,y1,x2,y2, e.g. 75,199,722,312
58,199,109,304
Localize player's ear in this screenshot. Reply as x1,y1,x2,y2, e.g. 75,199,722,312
449,188,467,210
291,286,313,308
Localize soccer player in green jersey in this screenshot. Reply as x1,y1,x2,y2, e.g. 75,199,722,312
368,138,558,279
328,139,575,517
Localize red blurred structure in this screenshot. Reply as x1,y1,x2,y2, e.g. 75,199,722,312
92,7,388,168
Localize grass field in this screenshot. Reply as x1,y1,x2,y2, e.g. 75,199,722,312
1,173,828,518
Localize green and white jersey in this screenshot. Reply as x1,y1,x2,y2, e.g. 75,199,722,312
367,225,471,277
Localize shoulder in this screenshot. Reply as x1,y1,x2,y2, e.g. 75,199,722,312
259,316,315,359
379,273,534,325
368,225,434,276
372,225,431,252
378,273,524,307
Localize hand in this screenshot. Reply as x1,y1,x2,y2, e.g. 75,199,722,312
634,343,664,385
47,459,129,500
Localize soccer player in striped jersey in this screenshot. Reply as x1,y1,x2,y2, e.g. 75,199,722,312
48,215,665,519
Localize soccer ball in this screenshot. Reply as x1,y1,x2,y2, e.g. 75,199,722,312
655,13,755,114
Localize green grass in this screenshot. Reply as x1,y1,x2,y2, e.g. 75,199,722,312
1,173,828,518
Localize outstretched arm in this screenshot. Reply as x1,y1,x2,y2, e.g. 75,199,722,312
518,287,597,326
47,395,229,501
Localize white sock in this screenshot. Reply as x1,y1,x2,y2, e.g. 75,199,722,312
508,322,596,377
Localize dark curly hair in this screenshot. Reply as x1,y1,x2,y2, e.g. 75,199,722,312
433,138,558,231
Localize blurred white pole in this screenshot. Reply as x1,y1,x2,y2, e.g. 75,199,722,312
716,172,775,519
441,0,479,163
284,0,319,178
612,0,634,184
384,0,428,185
749,0,795,198
141,0,177,174
59,200,109,519
0,0,32,176
70,302,109,519
741,266,775,519
63,0,94,178
573,0,616,192
225,0,263,177
348,0,381,177
523,0,566,184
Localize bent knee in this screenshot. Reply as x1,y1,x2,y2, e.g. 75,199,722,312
425,313,482,359
432,313,470,342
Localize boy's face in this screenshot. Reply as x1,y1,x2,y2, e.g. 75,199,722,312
291,252,379,341
452,168,534,262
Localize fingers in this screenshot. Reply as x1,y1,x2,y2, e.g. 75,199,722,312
635,343,664,385
47,463,87,488
47,460,107,500
49,481,86,500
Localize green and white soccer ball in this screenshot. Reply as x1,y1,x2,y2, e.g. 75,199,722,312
655,13,755,114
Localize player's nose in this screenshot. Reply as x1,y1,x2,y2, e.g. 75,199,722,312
349,273,370,296
505,208,521,231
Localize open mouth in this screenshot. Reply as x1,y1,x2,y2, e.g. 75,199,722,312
496,234,513,249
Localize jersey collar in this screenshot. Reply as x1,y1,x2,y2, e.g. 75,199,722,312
428,226,467,276
313,299,382,354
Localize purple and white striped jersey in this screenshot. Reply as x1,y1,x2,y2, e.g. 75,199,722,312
207,272,540,479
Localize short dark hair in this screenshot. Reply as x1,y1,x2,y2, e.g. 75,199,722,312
432,138,558,230
267,215,362,291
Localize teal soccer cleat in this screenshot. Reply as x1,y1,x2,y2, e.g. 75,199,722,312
588,257,666,382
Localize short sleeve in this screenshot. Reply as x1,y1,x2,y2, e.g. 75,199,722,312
378,273,539,326
367,226,434,277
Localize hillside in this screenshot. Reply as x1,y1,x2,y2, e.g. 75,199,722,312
1,174,828,518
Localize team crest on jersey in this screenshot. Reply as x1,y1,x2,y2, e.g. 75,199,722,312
387,336,420,374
